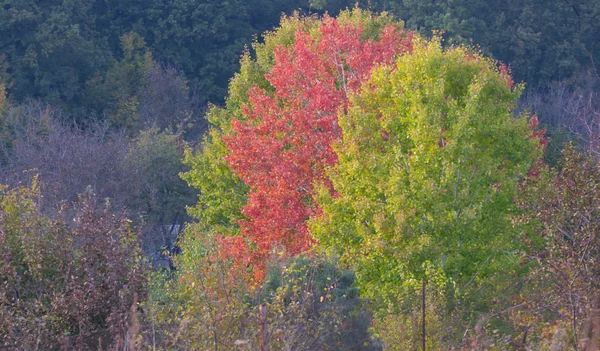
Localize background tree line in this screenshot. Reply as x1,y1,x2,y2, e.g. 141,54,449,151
1,0,598,114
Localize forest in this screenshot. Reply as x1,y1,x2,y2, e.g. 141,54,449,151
1,0,600,350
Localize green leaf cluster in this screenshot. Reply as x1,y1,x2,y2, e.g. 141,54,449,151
125,127,196,227
85,32,153,130
311,38,542,310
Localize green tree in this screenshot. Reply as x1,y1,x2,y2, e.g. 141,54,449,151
125,127,197,259
126,128,194,226
311,38,543,344
85,32,153,131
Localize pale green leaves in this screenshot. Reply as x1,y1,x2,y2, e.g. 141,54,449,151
311,38,542,309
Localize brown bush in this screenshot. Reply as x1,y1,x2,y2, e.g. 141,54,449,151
0,180,148,350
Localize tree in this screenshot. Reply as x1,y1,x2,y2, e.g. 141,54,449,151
124,127,197,258
310,38,544,344
1,102,132,210
0,0,111,111
137,63,206,136
84,32,153,131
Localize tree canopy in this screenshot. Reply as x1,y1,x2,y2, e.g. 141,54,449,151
311,38,544,308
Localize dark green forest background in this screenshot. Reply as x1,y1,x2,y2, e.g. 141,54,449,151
2,0,598,115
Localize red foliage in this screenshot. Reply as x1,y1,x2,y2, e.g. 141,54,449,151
528,115,549,150
215,235,260,284
224,17,413,279
527,115,550,178
499,63,514,89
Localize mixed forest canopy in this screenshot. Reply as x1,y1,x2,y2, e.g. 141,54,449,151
1,1,600,350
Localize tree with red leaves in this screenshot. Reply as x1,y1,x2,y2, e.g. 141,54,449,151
222,14,413,278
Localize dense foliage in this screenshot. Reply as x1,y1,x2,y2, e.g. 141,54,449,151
312,37,543,304
0,0,356,116
2,0,598,118
366,0,600,88
0,181,147,350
